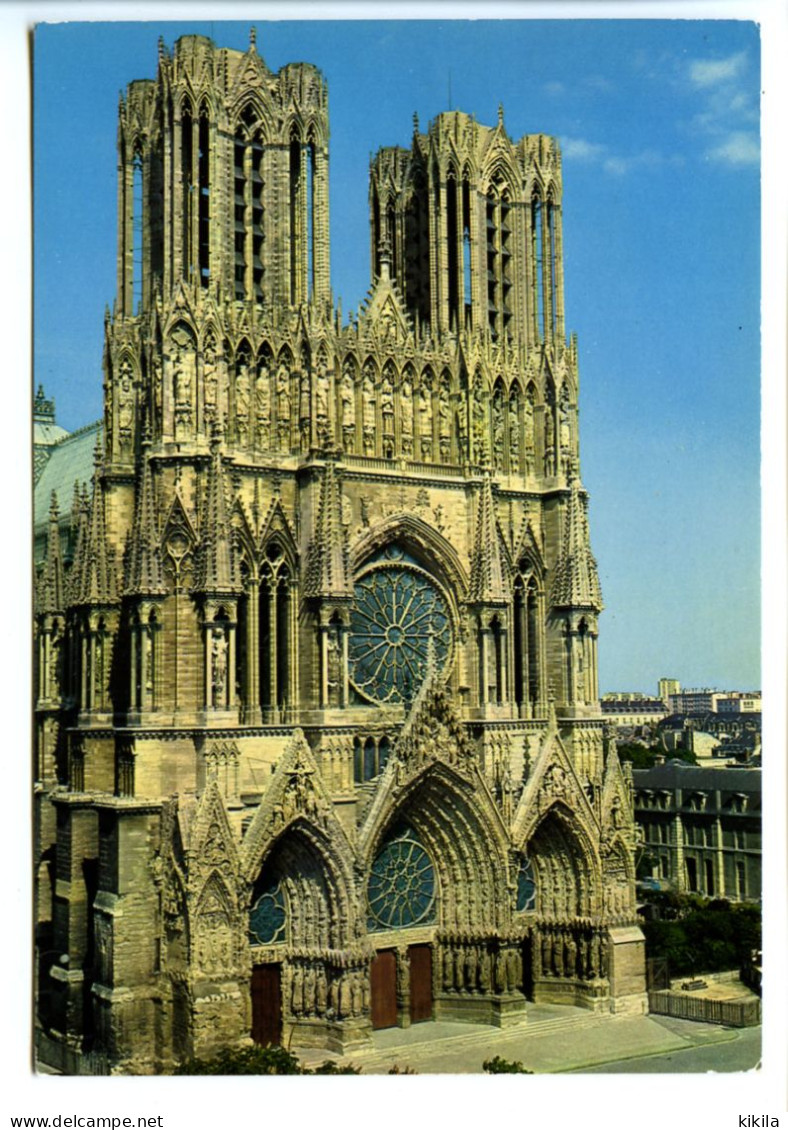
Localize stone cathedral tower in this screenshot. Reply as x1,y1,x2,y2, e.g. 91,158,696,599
34,33,645,1075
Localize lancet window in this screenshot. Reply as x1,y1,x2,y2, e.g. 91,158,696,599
180,99,211,287
289,126,318,305
131,150,143,313
130,607,160,712
353,734,392,783
531,190,544,342
485,178,513,339
259,542,296,720
512,562,544,717
234,105,265,302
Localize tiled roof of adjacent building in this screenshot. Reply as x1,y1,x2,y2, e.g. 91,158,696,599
33,421,102,537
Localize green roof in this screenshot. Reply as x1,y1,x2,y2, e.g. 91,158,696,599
33,421,102,536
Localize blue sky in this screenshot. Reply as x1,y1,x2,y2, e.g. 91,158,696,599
33,18,761,694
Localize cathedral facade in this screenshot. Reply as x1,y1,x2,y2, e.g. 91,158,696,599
34,33,646,1075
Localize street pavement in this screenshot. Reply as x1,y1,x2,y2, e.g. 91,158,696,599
294,1003,761,1075
570,1018,761,1074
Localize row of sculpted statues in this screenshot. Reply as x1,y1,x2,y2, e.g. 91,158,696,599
532,923,609,981
287,958,370,1020
440,937,523,995
109,340,577,474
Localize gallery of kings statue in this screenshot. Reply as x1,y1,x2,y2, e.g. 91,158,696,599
33,32,647,1074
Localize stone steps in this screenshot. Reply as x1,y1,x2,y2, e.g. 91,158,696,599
311,1008,608,1071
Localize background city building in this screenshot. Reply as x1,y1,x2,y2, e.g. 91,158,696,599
633,763,761,902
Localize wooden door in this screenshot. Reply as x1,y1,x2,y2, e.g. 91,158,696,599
408,944,433,1024
251,964,282,1047
370,949,398,1030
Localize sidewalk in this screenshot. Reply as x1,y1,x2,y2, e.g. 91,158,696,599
293,1003,745,1074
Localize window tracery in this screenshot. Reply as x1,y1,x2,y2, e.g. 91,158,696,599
348,546,452,706
367,828,437,931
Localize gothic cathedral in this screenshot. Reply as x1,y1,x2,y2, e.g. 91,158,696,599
34,33,646,1074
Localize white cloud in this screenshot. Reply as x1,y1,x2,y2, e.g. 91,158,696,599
681,48,759,169
706,131,760,165
561,136,607,161
689,51,747,89
543,80,565,96
561,137,682,177
602,156,628,176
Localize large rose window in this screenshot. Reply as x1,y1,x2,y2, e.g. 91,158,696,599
367,830,437,931
348,547,452,706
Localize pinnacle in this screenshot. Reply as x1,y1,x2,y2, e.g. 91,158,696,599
194,429,240,595
126,450,166,597
469,473,507,604
74,464,118,607
549,480,603,612
38,492,64,615
305,459,352,601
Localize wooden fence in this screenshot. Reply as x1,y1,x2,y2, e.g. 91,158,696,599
648,990,761,1027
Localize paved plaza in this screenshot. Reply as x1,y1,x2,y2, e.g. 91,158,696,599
294,1004,760,1075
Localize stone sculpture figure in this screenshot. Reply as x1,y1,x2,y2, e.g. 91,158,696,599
565,931,577,979
328,973,339,1015
340,365,355,451
235,364,250,446
453,946,464,992
175,356,192,408
442,946,454,992
304,963,316,1016
542,932,552,976
362,369,375,454
418,383,433,460
508,397,520,469
211,630,228,707
316,966,328,1014
203,344,218,422
588,932,600,979
351,971,363,1016
464,944,477,992
277,363,291,448
400,377,413,455
492,391,504,471
544,410,556,475
471,381,485,461
315,362,330,432
255,363,271,448
456,395,468,461
291,965,304,1016
524,393,535,472
438,382,451,462
117,364,134,452
494,950,506,994
479,947,491,992
299,370,311,451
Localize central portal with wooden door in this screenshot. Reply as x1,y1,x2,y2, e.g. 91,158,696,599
370,949,398,1030
251,963,282,1046
408,944,433,1023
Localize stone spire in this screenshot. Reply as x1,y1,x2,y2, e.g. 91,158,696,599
550,480,603,611
38,492,64,615
194,423,240,595
67,483,89,606
305,454,352,600
469,472,507,604
73,443,118,607
126,440,166,596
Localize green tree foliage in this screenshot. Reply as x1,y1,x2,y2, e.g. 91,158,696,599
617,742,697,770
174,1044,362,1075
642,896,761,976
482,1055,533,1074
